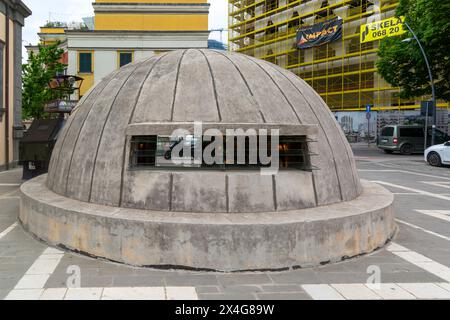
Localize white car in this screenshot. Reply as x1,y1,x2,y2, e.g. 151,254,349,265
425,141,450,167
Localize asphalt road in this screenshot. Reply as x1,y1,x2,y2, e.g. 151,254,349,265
0,144,449,300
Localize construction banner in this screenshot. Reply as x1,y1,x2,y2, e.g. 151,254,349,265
296,19,343,49
360,16,406,44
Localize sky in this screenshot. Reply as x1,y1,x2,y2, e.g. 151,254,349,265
21,0,228,59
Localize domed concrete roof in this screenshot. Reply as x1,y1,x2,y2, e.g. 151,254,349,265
46,49,362,213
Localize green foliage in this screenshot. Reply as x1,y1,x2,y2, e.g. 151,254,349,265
43,21,66,28
22,43,67,119
377,0,450,101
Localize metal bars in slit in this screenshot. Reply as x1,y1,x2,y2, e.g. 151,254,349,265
129,135,315,171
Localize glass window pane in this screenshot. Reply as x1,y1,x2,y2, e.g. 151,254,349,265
79,53,92,73
381,127,394,137
120,52,133,67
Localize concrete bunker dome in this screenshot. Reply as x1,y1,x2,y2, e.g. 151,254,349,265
20,49,396,271
46,49,362,212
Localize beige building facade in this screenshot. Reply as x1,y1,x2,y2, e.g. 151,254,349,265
0,0,31,171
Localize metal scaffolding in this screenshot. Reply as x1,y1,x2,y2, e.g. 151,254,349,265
229,0,444,112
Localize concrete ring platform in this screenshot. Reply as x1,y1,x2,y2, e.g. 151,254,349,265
20,175,396,272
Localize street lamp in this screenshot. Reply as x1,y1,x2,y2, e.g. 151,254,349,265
401,21,437,147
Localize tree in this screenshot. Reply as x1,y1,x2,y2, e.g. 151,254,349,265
22,42,67,119
376,0,450,102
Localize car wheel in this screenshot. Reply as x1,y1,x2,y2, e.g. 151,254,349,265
400,144,413,155
427,152,442,167
384,150,394,154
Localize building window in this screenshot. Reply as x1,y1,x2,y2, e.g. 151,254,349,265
130,135,311,171
288,11,300,30
78,52,93,73
119,52,133,68
266,20,277,36
266,0,278,11
278,136,310,170
130,136,157,167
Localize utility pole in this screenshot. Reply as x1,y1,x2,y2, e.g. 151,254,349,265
402,21,437,146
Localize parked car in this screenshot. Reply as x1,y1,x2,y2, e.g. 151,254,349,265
377,125,450,155
425,141,450,167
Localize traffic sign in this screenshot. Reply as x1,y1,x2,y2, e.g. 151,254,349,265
420,101,434,117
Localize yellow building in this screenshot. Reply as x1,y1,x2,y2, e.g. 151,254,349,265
28,0,210,97
229,0,447,115
38,25,66,46
0,0,31,171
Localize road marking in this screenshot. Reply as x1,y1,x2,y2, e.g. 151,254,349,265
302,284,344,300
303,283,450,300
416,210,450,223
359,169,398,172
368,283,416,300
15,283,450,300
359,169,450,181
5,247,65,299
0,186,21,199
387,243,450,282
392,193,450,196
330,284,382,300
0,169,21,176
437,283,450,292
0,196,20,200
373,181,450,201
396,219,450,242
397,283,450,299
4,289,44,300
420,181,450,190
392,193,423,195
0,222,18,240
374,162,401,168
4,246,198,300
102,287,167,300
0,183,21,187
40,288,68,300
166,287,198,300
64,288,104,300
4,286,198,300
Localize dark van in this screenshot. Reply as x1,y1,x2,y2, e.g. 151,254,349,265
378,125,450,155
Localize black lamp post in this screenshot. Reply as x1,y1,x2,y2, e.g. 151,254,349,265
402,21,437,147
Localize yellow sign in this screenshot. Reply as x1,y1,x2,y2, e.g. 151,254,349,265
360,16,406,43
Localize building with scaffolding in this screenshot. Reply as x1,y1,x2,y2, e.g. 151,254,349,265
228,0,449,134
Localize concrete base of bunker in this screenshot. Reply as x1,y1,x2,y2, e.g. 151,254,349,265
20,175,396,272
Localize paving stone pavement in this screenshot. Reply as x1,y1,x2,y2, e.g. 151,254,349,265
1,149,450,300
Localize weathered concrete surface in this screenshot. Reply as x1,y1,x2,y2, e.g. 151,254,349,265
91,169,323,213
20,175,396,272
171,172,228,213
275,171,316,211
121,171,171,211
90,58,161,207
46,49,362,210
247,57,353,204
173,49,220,122
227,174,274,213
36,49,377,271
